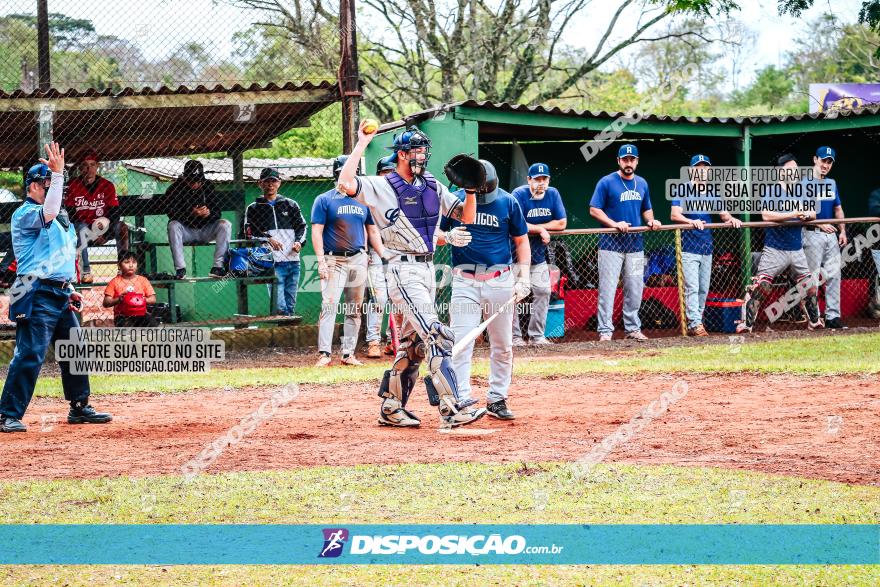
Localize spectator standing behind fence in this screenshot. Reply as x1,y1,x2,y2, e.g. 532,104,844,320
510,162,567,346
242,167,308,317
103,251,157,327
365,155,398,358
1,143,112,433
589,144,661,342
312,155,383,367
737,153,823,334
802,146,847,330
65,149,129,284
670,154,742,336
160,160,231,280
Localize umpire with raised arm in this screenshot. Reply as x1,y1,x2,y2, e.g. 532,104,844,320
0,143,112,433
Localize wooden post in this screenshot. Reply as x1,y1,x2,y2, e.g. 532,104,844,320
675,228,688,337
36,0,51,92
339,0,361,153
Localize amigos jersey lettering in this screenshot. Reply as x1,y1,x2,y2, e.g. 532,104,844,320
440,189,527,268
590,172,653,253
511,185,566,264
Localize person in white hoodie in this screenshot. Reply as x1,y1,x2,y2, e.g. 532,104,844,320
242,167,308,317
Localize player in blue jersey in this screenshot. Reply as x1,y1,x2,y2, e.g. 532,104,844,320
510,163,567,346
670,154,742,336
738,153,822,333
440,160,530,420
802,146,847,329
589,144,661,342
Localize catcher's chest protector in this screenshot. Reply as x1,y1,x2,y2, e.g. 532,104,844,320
386,171,440,252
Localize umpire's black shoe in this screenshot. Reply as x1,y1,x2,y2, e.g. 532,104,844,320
486,399,515,420
68,402,113,424
1,417,26,433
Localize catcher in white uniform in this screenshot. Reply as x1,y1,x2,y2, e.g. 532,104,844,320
337,121,488,428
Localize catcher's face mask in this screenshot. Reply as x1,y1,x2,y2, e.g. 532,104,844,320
403,147,430,176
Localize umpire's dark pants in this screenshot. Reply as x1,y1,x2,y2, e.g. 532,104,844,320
0,283,90,420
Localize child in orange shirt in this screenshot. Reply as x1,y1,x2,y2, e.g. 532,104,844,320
103,251,157,327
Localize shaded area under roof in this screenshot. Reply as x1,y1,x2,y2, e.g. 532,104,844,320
0,81,339,169
123,157,334,182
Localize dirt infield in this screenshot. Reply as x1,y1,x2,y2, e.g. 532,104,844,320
3,372,878,485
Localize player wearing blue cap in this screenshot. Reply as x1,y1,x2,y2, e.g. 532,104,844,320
510,163,567,346
670,154,742,336
1,143,112,433
440,160,530,420
589,144,661,341
801,146,847,329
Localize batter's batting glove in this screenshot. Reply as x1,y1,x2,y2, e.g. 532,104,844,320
447,226,472,247
514,275,531,302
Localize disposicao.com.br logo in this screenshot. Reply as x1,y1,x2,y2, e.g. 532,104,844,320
319,529,563,557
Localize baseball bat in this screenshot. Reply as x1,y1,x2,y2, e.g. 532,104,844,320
450,294,517,359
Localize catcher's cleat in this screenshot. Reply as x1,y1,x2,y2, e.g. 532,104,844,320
486,399,515,420
442,405,487,428
367,341,382,358
688,324,709,337
378,398,420,427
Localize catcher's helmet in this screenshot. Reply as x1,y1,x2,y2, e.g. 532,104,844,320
476,160,500,204
332,155,349,180
389,126,431,175
376,155,397,175
24,163,50,191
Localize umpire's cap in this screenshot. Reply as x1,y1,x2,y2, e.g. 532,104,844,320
24,163,50,191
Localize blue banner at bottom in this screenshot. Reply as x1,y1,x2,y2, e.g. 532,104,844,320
0,525,877,565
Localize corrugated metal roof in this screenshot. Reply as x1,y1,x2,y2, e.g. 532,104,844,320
380,99,880,131
0,81,336,100
123,157,334,181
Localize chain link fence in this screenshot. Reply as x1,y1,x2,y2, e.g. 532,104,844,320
0,0,348,348
452,219,879,344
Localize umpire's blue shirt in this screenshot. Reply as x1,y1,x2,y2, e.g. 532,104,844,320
12,198,77,280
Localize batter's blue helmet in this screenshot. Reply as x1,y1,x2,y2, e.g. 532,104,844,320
24,163,50,191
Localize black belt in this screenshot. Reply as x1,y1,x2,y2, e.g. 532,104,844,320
805,226,833,232
327,249,364,257
398,253,434,263
37,278,72,289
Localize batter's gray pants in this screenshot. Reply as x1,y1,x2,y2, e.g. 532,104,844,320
597,249,644,335
451,269,515,404
512,262,551,341
317,251,368,355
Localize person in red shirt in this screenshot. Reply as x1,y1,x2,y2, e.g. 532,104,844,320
65,150,129,284
103,251,157,327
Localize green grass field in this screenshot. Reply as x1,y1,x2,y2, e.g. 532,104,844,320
7,332,880,585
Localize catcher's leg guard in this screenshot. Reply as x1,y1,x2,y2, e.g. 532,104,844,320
424,322,486,427
796,274,822,326
377,334,423,427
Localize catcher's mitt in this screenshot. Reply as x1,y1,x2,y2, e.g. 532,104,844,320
443,153,486,191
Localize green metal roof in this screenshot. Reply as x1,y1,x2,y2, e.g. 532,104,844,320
378,100,880,139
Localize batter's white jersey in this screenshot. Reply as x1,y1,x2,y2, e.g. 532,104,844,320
346,175,462,255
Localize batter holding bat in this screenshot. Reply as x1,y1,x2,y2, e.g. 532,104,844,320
440,160,530,420
337,121,484,428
